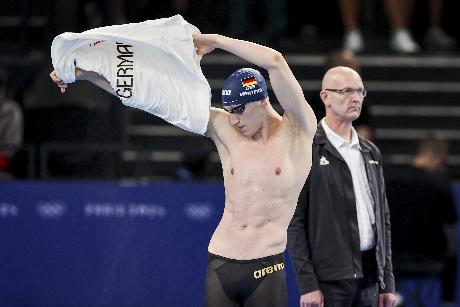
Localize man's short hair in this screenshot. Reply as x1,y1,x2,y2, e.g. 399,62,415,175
416,135,449,159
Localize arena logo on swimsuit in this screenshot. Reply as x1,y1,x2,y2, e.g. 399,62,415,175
253,262,285,279
115,42,134,99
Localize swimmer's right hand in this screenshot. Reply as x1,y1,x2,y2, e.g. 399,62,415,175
50,70,68,93
193,33,218,56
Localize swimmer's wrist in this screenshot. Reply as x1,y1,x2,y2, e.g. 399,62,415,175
213,34,228,49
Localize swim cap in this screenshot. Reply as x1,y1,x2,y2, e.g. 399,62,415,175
221,68,268,106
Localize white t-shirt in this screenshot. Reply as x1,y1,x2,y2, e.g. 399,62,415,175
51,15,211,135
322,119,376,251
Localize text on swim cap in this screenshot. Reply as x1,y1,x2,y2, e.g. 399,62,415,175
240,88,263,97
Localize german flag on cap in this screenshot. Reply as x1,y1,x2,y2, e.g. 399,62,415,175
241,76,257,87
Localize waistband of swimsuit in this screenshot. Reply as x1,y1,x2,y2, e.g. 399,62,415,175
208,251,285,264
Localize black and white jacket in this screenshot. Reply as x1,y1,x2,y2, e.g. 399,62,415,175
287,122,395,295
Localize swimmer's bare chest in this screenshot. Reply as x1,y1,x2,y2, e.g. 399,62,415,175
208,131,310,259
223,144,298,217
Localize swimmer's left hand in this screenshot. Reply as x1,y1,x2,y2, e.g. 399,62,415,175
193,33,217,56
50,70,68,93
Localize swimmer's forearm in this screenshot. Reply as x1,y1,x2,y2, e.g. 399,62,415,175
75,68,116,96
213,35,283,71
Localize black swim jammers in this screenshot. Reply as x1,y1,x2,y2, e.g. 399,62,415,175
205,252,287,307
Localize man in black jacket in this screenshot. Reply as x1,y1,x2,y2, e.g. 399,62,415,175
287,66,396,307
386,137,457,307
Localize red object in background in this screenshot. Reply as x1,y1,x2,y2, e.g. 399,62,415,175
0,153,9,170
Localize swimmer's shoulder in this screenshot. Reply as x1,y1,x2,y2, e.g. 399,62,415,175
206,107,228,135
210,107,228,120
206,107,236,144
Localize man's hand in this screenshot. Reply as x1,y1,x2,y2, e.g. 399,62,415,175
379,292,397,307
300,290,323,307
192,33,218,56
50,70,67,93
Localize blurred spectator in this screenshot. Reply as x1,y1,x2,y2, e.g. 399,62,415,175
227,0,287,45
386,136,457,307
0,68,24,180
340,0,455,53
413,135,450,178
339,0,420,53
424,0,456,50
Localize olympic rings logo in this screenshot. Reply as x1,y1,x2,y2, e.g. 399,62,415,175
183,202,214,221
0,202,18,217
36,201,67,219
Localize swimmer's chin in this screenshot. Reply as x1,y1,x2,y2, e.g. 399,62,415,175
238,130,250,138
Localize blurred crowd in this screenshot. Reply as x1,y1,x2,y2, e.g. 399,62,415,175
20,0,457,55
0,0,458,179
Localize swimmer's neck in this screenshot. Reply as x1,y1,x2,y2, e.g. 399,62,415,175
252,111,282,143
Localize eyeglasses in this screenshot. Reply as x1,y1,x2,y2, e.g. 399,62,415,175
325,88,367,97
228,103,246,114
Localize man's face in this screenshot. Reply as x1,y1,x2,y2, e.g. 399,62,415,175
224,101,263,137
321,70,365,123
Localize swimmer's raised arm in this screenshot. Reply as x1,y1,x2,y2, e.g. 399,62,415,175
193,34,317,135
50,68,116,96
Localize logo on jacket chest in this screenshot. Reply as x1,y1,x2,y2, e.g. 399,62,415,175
319,156,330,166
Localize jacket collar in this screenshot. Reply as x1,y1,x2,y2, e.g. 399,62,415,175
314,122,344,162
321,119,360,150
314,121,372,155
314,121,330,145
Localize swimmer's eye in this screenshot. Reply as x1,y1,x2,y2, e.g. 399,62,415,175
228,103,246,114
